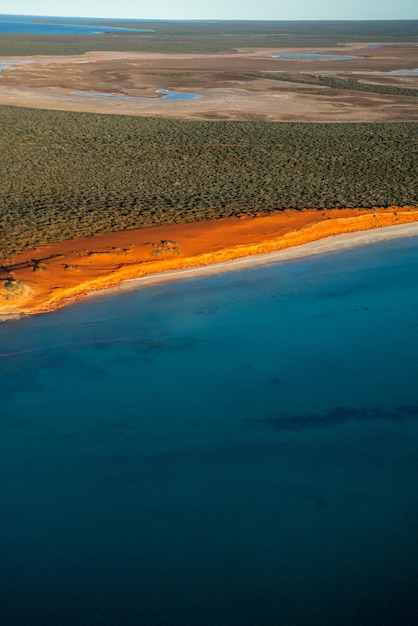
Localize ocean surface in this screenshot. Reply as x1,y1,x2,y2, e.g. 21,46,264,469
0,15,152,35
1,237,418,625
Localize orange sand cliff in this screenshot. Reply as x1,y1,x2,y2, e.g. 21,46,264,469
1,206,418,319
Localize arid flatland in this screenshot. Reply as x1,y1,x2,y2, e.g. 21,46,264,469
0,43,417,121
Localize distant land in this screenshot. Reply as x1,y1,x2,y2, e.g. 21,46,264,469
0,16,418,54
0,14,154,35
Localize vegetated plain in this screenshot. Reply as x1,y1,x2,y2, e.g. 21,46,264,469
0,20,418,55
0,105,417,259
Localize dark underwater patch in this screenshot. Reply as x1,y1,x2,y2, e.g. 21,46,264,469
249,404,418,431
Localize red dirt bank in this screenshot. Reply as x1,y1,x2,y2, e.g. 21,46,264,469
1,207,417,319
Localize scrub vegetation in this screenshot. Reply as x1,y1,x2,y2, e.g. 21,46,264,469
315,76,418,98
0,20,417,56
248,72,418,98
1,105,417,259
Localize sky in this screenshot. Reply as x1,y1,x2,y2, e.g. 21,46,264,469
1,0,417,21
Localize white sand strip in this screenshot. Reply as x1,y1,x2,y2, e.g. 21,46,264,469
112,222,418,294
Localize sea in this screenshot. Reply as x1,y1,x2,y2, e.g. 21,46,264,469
1,236,418,625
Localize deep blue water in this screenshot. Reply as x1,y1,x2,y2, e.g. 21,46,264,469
72,89,203,101
1,237,418,625
272,53,361,59
0,15,153,34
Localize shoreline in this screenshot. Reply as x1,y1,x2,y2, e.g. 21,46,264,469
1,207,418,321
111,222,418,293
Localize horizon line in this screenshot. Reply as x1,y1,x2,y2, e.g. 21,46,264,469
1,14,418,22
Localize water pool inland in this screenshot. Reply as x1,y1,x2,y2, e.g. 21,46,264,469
389,69,418,75
72,89,203,101
272,53,361,59
1,237,418,625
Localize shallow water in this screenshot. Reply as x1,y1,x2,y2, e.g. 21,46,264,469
0,14,152,35
389,69,418,75
272,53,361,59
72,89,203,101
1,237,418,625
0,60,40,72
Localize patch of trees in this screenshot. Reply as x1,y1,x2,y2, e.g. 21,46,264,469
248,72,418,97
315,75,418,98
0,105,417,258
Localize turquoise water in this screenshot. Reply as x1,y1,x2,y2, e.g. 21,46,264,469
72,89,203,101
0,15,152,34
272,53,361,59
1,238,418,625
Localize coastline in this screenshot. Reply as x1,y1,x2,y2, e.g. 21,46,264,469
1,207,418,321
113,222,418,292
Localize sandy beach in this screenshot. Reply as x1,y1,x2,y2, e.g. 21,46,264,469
1,206,418,320
115,221,418,291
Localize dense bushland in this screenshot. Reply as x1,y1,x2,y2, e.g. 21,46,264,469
0,106,417,258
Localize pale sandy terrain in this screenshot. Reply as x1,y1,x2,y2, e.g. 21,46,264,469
0,44,417,121
1,206,418,320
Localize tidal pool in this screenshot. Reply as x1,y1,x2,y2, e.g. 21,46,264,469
72,89,203,101
272,53,361,59
0,59,41,71
388,69,418,75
